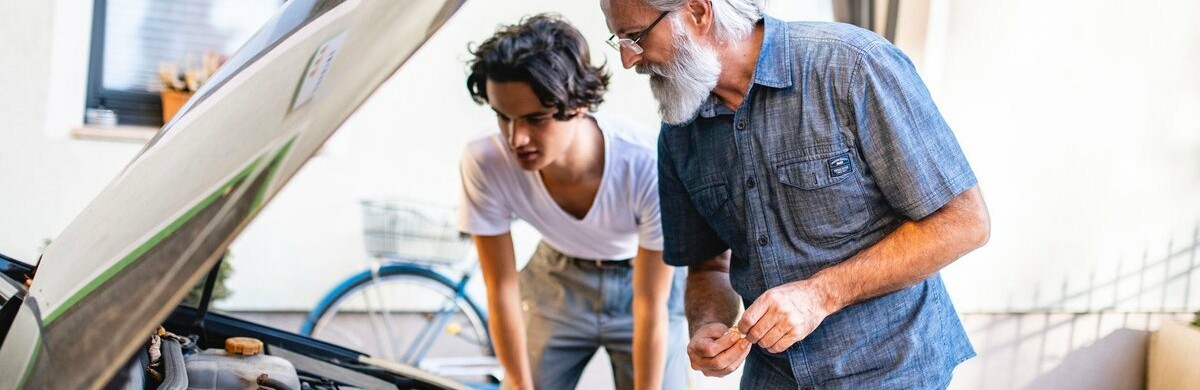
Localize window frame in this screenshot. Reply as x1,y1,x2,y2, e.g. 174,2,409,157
85,0,165,127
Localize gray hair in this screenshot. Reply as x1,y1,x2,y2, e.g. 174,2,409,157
642,0,765,43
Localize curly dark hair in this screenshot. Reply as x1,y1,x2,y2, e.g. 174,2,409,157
466,14,609,121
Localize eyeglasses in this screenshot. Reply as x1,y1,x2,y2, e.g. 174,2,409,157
605,11,670,55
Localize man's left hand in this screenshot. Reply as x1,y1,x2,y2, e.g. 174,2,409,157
737,280,833,353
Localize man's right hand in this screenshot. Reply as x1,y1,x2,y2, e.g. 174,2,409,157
686,322,751,377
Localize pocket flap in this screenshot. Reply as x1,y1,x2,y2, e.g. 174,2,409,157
776,151,853,190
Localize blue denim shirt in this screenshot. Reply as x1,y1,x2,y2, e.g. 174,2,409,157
658,16,976,389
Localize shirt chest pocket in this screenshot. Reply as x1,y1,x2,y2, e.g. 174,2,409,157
774,147,872,246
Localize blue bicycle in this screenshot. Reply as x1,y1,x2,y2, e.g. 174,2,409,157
298,200,497,383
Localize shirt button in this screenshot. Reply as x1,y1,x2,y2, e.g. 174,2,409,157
736,121,747,130
745,178,756,188
758,235,768,246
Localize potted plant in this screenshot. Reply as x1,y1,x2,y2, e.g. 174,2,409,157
157,52,224,123
181,253,234,306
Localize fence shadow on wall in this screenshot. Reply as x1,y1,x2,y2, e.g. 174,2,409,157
953,224,1199,390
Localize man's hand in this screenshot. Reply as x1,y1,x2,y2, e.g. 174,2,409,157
687,322,751,377
737,280,832,354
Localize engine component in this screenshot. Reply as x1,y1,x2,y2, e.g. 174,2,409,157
157,338,188,390
184,337,300,390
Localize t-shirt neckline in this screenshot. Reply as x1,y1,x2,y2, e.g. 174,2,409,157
530,114,611,224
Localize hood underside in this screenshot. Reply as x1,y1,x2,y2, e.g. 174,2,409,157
13,0,465,388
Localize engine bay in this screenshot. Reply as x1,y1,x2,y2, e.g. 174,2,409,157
103,305,464,390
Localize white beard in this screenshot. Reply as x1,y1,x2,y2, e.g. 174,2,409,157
637,18,722,126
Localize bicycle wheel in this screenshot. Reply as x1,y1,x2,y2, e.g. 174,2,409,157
301,265,496,382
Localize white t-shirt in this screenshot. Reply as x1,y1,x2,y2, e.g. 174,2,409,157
457,113,662,260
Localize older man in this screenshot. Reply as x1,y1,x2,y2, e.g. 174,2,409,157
601,0,991,388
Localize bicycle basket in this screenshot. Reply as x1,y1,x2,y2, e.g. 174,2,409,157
360,199,472,264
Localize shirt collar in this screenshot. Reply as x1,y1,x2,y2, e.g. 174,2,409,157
696,15,792,119
752,15,793,89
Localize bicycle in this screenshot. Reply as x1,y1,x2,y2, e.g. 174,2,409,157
299,199,498,383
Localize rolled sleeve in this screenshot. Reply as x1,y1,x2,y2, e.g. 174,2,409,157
849,42,977,220
658,131,729,266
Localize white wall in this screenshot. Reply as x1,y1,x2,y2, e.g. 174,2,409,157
925,1,1200,388
0,0,145,264
927,0,1200,313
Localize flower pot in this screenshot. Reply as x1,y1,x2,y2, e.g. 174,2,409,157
160,89,194,123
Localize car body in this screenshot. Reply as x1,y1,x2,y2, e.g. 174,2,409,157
0,0,476,388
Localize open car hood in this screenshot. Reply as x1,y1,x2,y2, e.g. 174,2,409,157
3,0,466,388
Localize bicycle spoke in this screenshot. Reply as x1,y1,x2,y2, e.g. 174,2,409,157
366,267,404,361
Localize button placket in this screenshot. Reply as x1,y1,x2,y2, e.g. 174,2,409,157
732,102,781,290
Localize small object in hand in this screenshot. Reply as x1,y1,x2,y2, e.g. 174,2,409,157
728,325,745,339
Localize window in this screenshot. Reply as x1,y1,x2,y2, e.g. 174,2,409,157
85,0,279,126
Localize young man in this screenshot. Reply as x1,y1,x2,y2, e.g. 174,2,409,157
457,14,687,390
601,0,991,388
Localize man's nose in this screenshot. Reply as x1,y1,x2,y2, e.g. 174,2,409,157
620,48,641,69
507,120,528,148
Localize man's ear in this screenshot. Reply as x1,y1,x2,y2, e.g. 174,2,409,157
684,0,714,37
